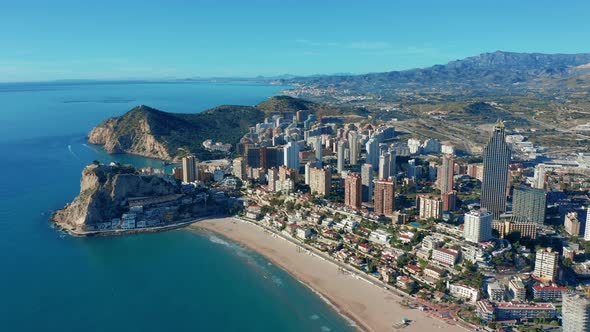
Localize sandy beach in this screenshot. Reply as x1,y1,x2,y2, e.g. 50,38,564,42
191,217,464,332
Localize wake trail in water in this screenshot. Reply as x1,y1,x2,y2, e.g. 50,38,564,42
82,143,100,153
68,145,80,160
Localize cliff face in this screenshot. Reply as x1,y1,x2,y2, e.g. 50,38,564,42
87,104,266,161
52,164,180,231
88,109,172,160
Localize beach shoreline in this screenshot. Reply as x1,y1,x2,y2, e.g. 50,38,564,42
191,217,464,332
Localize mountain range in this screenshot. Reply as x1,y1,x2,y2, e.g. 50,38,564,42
281,51,590,98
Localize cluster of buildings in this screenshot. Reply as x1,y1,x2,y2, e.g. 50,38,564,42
161,105,590,330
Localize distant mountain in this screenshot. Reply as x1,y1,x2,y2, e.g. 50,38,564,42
285,51,590,97
87,96,330,160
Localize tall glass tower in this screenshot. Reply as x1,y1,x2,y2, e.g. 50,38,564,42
480,120,511,218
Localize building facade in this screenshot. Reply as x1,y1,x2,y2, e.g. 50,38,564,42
533,248,558,283
480,121,511,218
344,173,362,210
512,186,546,224
374,179,395,216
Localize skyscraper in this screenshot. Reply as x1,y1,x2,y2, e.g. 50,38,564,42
182,155,197,183
378,152,391,180
480,120,511,218
344,173,362,210
512,186,546,224
389,146,396,178
533,248,558,283
562,293,590,332
313,137,323,165
584,210,590,241
374,179,395,216
337,140,346,173
463,209,493,243
349,131,359,165
365,138,379,169
232,157,246,180
438,154,454,193
533,164,547,191
283,141,300,171
361,163,374,202
442,191,457,211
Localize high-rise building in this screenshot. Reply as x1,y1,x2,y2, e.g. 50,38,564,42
564,212,581,237
562,293,590,332
417,195,443,220
438,154,454,193
408,159,420,180
309,167,331,197
442,191,457,211
533,248,558,283
512,186,546,224
337,140,346,173
389,147,397,177
245,145,261,168
232,157,246,180
349,131,359,165
365,138,379,169
344,173,362,210
463,209,493,243
584,209,590,241
313,137,323,165
283,141,300,171
182,155,197,183
533,164,547,191
374,179,395,216
480,120,511,218
361,163,374,202
378,152,391,180
267,167,278,192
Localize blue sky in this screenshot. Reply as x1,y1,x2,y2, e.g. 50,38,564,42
1,0,589,81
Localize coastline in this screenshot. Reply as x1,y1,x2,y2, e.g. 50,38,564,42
191,217,464,332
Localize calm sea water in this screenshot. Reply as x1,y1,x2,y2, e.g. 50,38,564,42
0,81,356,332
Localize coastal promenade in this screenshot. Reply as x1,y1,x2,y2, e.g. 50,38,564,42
192,217,466,332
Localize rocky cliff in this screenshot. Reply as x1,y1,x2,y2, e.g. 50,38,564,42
87,103,266,160
52,163,180,232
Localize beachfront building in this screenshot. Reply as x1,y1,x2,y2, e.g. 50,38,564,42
477,300,557,322
182,155,198,183
449,283,480,303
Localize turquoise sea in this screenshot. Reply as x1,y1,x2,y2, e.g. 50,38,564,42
0,81,356,332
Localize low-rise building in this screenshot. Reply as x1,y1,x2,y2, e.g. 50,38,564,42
476,300,557,322
487,282,505,302
396,276,415,291
532,285,568,301
449,283,480,303
508,277,527,301
432,248,459,267
368,229,392,245
296,227,313,240
424,266,446,280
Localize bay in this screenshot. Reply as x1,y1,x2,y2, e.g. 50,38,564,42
0,81,356,332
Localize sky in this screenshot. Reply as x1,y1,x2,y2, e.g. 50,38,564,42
1,0,590,82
